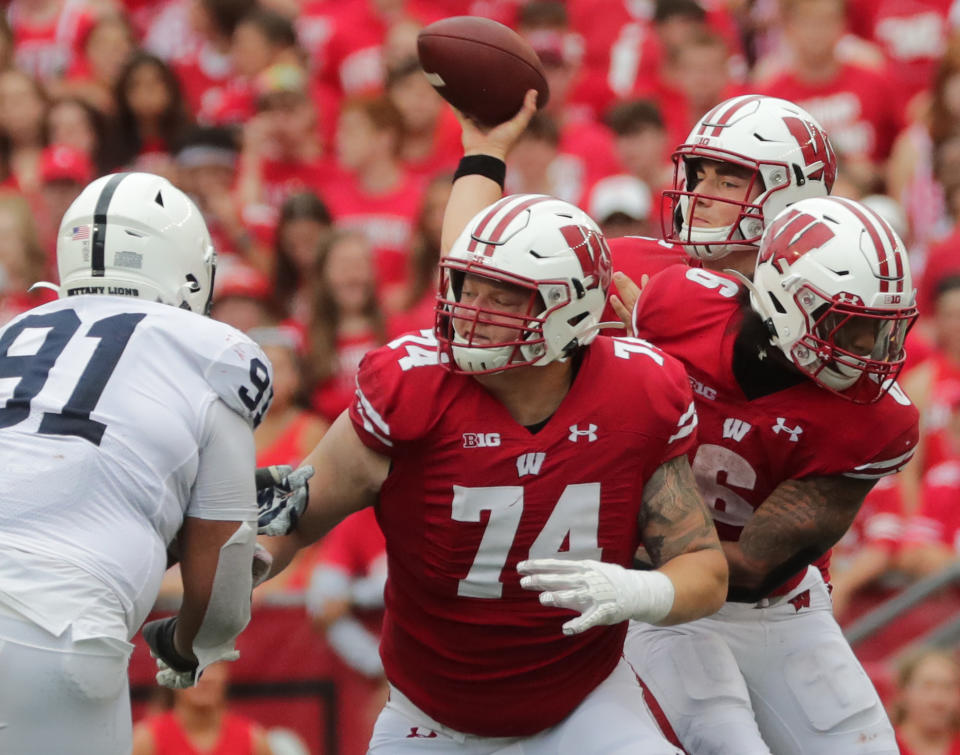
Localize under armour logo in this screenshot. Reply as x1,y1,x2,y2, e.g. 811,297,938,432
407,727,438,739
568,424,598,442
788,590,811,613
772,417,803,442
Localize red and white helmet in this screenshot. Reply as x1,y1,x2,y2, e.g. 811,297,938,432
664,94,837,261
750,196,917,404
436,194,612,374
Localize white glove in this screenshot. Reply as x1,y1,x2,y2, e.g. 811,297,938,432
517,558,675,636
153,649,240,689
256,464,315,536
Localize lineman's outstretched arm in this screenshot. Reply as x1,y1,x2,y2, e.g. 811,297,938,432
636,453,729,623
724,475,876,603
520,455,727,634
261,411,390,577
440,89,538,254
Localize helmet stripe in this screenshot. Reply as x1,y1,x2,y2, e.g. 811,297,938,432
832,197,902,293
466,195,518,254
90,172,130,277
707,94,764,137
478,195,553,256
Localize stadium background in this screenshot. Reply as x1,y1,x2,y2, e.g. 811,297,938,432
1,0,960,751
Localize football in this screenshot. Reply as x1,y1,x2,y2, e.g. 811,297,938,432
417,16,550,127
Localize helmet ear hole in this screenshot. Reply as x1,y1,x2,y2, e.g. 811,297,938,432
185,274,202,293
767,291,787,314
155,191,164,207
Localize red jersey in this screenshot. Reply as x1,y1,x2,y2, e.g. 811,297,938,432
146,711,256,755
256,411,320,468
8,0,90,80
758,63,903,163
634,265,919,593
834,475,904,570
319,507,386,577
323,171,426,289
348,330,697,736
904,460,960,550
600,236,687,326
913,352,960,473
847,0,954,100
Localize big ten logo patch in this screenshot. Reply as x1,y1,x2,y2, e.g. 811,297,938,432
463,432,501,448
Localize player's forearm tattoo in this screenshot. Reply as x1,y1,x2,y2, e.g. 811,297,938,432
730,475,875,598
639,455,722,567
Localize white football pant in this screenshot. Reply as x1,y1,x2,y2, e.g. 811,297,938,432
624,567,899,754
368,655,683,754
0,608,133,755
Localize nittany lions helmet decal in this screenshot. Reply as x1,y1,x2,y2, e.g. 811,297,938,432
56,172,217,314
436,194,612,374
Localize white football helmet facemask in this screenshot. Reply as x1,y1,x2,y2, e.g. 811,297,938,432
54,172,217,314
664,95,837,261
436,194,612,374
749,196,917,404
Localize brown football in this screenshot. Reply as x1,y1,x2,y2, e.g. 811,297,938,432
417,16,550,127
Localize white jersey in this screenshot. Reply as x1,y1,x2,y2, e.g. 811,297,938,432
0,296,272,638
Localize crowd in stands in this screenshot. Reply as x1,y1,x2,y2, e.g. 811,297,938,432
4,0,960,750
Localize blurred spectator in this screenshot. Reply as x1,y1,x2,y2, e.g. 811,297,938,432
0,15,14,73
0,68,49,194
829,474,906,620
174,125,273,274
305,230,387,422
273,191,333,324
114,52,195,175
847,0,956,114
250,325,328,468
385,57,460,180
7,0,94,80
236,63,330,210
604,99,671,221
518,2,620,201
59,12,136,113
212,7,301,125
45,95,118,175
901,454,960,578
168,0,253,120
891,647,960,755
210,261,280,333
887,34,960,263
305,507,388,746
756,0,904,193
587,174,653,238
658,28,744,147
0,190,55,325
327,94,424,292
35,144,93,257
383,171,450,325
902,276,960,512
131,661,274,755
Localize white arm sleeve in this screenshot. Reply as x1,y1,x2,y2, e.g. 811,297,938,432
188,399,258,522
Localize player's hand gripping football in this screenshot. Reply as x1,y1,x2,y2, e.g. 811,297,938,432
455,88,539,161
518,558,675,635
255,464,314,536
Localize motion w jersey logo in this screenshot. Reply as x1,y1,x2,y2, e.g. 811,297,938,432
516,452,546,477
722,418,751,442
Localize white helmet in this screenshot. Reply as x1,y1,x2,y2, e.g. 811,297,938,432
664,94,837,261
436,194,612,374
56,172,217,314
750,196,917,404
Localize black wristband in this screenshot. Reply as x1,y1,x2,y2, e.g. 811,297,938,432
454,154,506,188
143,617,198,673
